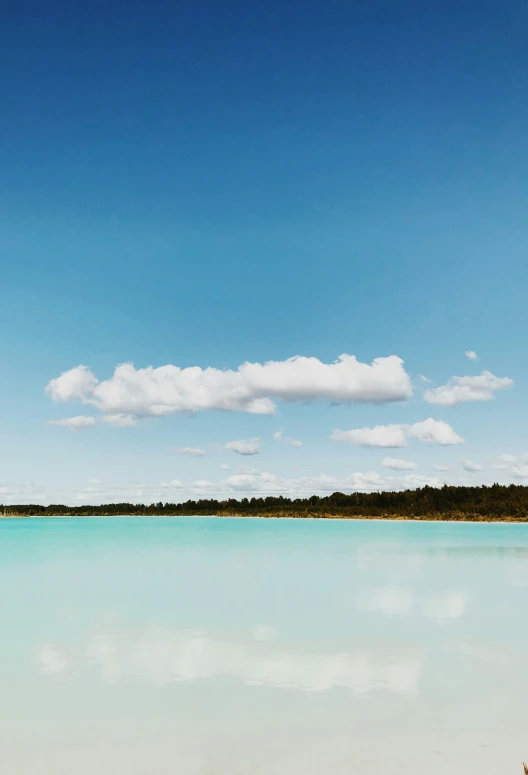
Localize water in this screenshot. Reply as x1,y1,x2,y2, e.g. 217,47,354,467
0,517,527,774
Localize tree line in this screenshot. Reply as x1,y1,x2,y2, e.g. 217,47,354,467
2,483,528,520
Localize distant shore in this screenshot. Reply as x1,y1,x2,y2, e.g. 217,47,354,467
1,512,528,523
1,484,528,522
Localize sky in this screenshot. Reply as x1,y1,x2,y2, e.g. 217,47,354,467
1,0,527,505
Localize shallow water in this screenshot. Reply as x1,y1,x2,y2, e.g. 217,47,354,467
0,517,527,774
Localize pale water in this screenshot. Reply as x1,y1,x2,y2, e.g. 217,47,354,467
0,517,527,774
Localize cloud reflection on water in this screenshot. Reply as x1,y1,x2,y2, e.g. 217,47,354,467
37,629,422,695
359,586,467,622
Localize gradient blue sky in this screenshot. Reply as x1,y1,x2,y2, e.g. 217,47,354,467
1,0,527,504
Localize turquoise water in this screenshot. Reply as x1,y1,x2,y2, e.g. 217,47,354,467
0,517,527,774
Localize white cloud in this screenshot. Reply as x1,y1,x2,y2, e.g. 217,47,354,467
418,374,431,383
191,479,218,495
225,472,278,491
332,418,463,448
49,415,96,431
462,459,483,472
220,464,230,471
381,457,417,471
103,413,138,427
424,371,513,407
46,364,97,402
273,431,303,447
0,482,45,504
465,350,478,360
171,447,206,457
493,453,528,469
225,438,260,456
491,453,528,480
332,424,407,448
45,354,413,420
392,473,447,488
160,479,184,489
433,462,449,471
407,418,464,445
494,454,520,466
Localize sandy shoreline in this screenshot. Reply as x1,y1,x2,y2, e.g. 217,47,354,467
1,514,527,524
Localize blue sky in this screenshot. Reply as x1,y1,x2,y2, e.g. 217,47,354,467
1,0,527,504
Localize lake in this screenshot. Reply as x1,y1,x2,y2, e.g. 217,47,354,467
0,517,527,774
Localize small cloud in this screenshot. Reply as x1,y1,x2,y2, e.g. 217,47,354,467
103,413,138,427
332,424,407,448
424,371,512,407
408,418,464,446
87,478,101,485
332,419,463,448
171,447,206,457
462,459,483,473
273,431,302,447
433,463,449,472
418,374,431,383
381,457,417,471
45,364,97,402
225,438,260,456
220,464,230,471
49,415,96,431
465,351,478,361
491,453,528,480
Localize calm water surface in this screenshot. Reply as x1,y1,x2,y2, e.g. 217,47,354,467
0,517,527,774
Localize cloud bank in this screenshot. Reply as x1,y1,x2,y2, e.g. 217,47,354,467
204,470,446,496
65,469,449,506
46,354,413,421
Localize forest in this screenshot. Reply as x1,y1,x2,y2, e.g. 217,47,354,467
2,483,528,520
